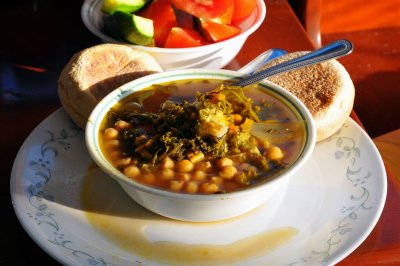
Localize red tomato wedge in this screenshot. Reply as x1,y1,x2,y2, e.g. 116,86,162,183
232,0,257,24
170,0,234,23
139,0,177,47
165,27,208,48
199,20,241,42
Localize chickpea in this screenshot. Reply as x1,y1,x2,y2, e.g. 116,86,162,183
130,158,139,165
200,182,219,194
232,113,243,124
176,173,191,181
169,180,184,191
261,140,270,149
123,165,141,179
192,170,207,181
160,157,175,169
142,173,156,184
105,139,120,148
115,157,132,168
210,176,224,185
159,168,175,180
176,159,194,173
114,120,131,130
103,128,118,139
266,146,284,161
215,158,233,169
219,165,237,179
185,181,199,194
195,161,212,172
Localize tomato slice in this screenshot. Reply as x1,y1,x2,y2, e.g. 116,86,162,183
139,0,177,47
164,27,208,48
169,0,234,23
232,0,257,24
199,20,241,42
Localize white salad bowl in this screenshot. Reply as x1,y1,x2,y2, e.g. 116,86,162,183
85,69,316,222
81,0,266,70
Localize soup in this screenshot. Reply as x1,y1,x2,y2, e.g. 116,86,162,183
99,79,305,194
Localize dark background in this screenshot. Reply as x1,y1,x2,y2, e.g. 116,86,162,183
1,1,96,264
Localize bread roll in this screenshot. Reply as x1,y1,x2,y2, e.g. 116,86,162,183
259,51,355,142
58,43,162,128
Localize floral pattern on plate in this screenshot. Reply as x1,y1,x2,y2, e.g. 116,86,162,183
11,109,386,266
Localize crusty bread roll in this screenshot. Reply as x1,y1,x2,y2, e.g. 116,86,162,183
58,43,162,128
259,51,355,142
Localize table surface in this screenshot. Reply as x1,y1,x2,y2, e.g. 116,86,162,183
1,0,399,265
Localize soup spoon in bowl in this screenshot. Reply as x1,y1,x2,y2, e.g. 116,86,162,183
235,39,353,87
235,39,353,142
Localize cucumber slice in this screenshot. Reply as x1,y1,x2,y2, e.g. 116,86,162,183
101,0,150,15
104,11,155,46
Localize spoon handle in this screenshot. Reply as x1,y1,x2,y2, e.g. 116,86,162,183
235,39,353,87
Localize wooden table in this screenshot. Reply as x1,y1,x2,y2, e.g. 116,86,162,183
1,0,399,265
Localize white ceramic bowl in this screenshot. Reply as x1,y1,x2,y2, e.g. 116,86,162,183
81,0,266,70
86,69,316,222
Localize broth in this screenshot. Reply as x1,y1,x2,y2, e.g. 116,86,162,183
99,79,305,194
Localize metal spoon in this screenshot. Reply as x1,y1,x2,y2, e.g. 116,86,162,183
238,48,288,75
235,39,353,87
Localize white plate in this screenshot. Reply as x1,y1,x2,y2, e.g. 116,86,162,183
10,108,387,266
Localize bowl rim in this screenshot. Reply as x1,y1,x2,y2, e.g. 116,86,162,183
85,69,316,201
81,0,266,53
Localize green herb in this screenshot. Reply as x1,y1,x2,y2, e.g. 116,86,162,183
108,85,276,169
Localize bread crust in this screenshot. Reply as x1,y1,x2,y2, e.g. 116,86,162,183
259,51,355,141
58,43,162,128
